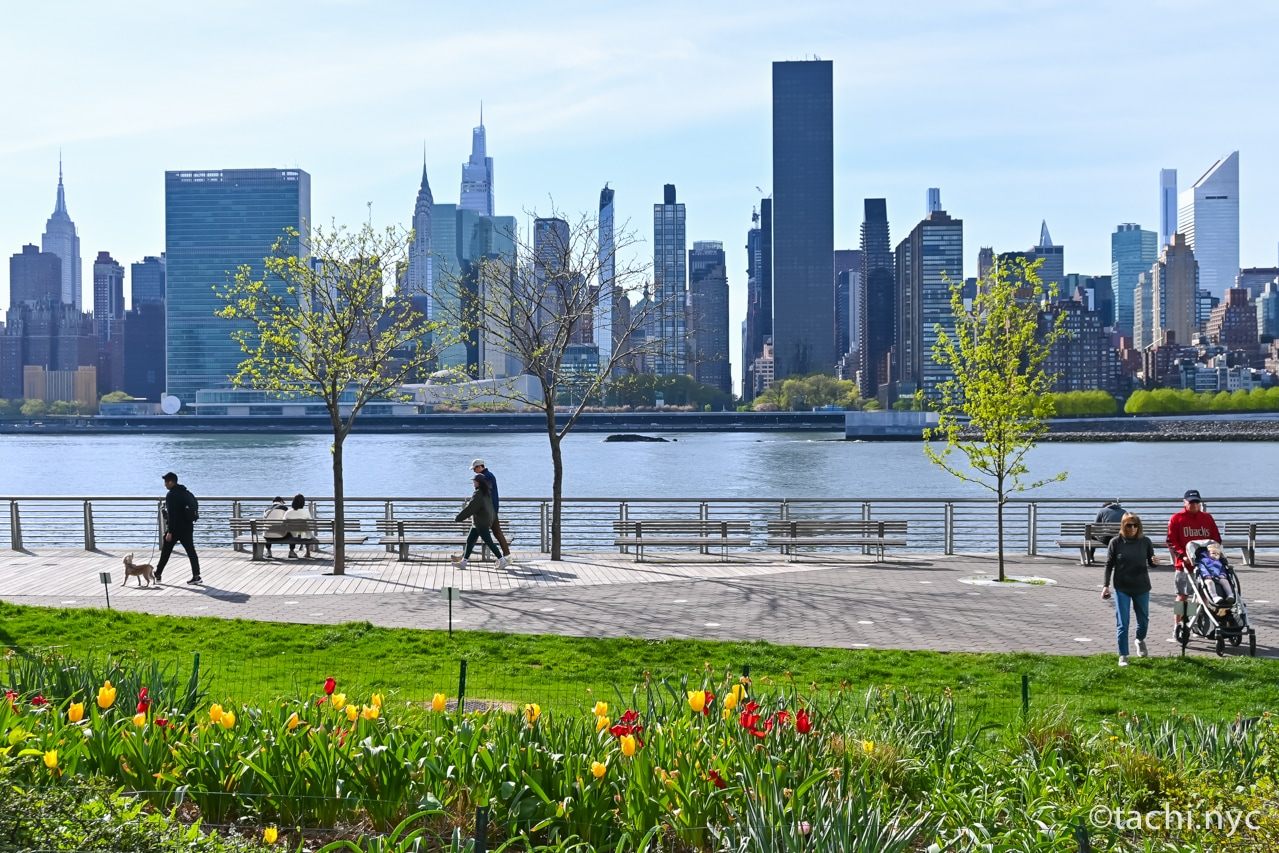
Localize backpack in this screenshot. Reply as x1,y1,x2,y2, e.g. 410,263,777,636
186,491,200,523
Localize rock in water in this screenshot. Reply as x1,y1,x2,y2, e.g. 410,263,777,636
604,433,669,443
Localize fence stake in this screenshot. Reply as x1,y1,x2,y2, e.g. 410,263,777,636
1075,819,1091,853
457,659,468,713
474,805,490,853
10,500,23,551
1021,674,1030,717
83,500,96,551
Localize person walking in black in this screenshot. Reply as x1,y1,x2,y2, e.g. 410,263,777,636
472,459,512,560
450,474,504,570
155,472,201,584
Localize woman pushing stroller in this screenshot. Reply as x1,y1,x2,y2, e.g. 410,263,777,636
1102,513,1159,667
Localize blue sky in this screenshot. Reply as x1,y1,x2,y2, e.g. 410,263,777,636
3,0,1277,386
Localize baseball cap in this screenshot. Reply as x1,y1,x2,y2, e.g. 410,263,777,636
1183,489,1203,503
162,471,178,482
471,459,485,469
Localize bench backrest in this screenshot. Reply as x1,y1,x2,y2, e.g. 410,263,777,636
1060,521,1123,538
374,519,470,534
765,519,908,536
231,518,359,535
612,519,751,535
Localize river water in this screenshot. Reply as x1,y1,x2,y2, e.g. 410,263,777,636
2,432,1277,500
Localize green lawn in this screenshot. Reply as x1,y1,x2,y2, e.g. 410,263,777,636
2,601,1275,724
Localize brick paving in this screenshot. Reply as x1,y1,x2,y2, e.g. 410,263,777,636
1,546,1275,658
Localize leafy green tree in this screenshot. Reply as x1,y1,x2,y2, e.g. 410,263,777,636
100,390,133,404
218,223,450,575
923,258,1068,581
48,400,81,416
20,399,47,418
0,399,20,418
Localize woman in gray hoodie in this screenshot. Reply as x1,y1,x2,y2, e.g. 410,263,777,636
1102,512,1159,667
451,475,505,570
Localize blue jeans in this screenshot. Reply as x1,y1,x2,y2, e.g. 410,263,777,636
1114,589,1150,657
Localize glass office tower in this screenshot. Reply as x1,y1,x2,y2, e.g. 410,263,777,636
164,168,310,405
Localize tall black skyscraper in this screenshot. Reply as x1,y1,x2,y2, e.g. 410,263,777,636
858,199,893,398
688,241,730,395
771,60,834,379
8,244,62,308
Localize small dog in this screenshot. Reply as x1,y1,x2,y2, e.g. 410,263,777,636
122,553,156,588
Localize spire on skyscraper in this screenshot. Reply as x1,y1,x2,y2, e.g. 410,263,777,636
1038,220,1054,248
460,109,495,216
42,156,82,309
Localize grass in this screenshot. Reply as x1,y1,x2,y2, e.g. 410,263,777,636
2,600,1276,725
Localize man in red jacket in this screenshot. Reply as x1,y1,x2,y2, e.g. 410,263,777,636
1167,489,1221,626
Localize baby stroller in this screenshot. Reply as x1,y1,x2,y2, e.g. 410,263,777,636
1174,539,1256,657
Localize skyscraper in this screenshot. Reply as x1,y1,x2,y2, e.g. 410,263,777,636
1033,221,1064,291
1177,151,1239,298
1133,270,1153,351
833,249,862,357
92,252,125,346
164,168,311,405
8,244,61,308
596,184,615,367
894,209,963,399
977,246,994,282
742,207,763,399
1151,233,1199,348
688,241,730,394
858,199,893,398
1257,279,1279,341
459,113,494,216
130,255,166,306
926,188,941,214
41,161,82,310
1159,168,1177,247
1110,223,1157,335
405,155,434,302
651,184,687,375
771,59,834,379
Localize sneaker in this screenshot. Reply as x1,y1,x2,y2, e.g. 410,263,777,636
450,555,468,570
1117,656,1129,667
496,556,508,570
187,577,202,585
1136,638,1148,658
154,570,163,583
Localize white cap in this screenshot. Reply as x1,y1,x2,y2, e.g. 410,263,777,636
471,459,485,469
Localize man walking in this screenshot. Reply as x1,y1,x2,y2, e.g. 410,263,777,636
1167,488,1220,631
472,459,512,562
156,472,201,584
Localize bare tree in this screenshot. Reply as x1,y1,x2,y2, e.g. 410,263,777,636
437,209,658,559
217,223,452,574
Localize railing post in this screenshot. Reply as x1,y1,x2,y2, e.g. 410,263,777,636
618,502,629,554
944,502,955,555
384,500,396,553
539,502,549,553
862,501,871,556
156,500,165,549
83,500,96,551
231,500,243,552
779,500,789,520
699,501,710,554
1027,503,1038,556
9,500,23,551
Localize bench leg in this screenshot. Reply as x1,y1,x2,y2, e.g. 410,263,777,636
398,543,408,562
252,543,263,561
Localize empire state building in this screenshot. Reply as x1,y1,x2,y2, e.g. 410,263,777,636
42,161,83,310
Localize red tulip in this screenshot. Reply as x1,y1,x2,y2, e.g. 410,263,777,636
772,710,791,727
707,769,727,789
796,709,812,734
136,688,151,714
323,677,336,696
31,694,48,707
701,690,715,716
155,717,169,728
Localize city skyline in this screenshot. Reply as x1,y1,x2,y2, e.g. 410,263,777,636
3,2,1279,393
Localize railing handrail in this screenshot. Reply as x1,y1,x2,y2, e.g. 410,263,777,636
3,495,1277,504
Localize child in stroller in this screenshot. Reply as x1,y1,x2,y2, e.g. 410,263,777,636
1186,540,1236,609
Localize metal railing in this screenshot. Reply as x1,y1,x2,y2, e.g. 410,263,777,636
6,494,1279,557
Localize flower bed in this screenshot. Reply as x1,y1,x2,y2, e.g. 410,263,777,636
2,654,1279,852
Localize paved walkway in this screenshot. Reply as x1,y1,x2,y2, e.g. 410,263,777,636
1,546,1275,658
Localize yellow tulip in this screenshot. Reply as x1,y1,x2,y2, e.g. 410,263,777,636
687,690,707,714
209,704,224,724
43,749,58,770
370,692,384,709
331,693,347,711
722,691,739,712
286,712,300,731
219,710,236,729
263,826,279,844
620,734,637,757
593,701,608,717
345,704,359,722
132,712,147,727
596,714,610,733
96,681,116,710
431,693,447,712
861,740,875,755
524,703,541,725
591,760,607,779
68,702,84,723
361,704,379,721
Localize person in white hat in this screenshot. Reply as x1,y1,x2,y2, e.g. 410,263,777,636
471,459,512,562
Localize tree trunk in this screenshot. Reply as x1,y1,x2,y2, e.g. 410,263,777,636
550,433,563,561
996,480,1005,582
332,436,346,575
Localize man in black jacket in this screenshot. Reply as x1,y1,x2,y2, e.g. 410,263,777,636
472,459,512,560
155,472,201,584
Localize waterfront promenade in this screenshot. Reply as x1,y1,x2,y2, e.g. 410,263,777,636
2,545,1275,658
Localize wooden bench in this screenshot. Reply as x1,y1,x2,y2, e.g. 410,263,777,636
374,519,502,562
230,518,368,561
1055,522,1122,566
612,519,753,562
763,519,907,562
1227,523,1271,567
